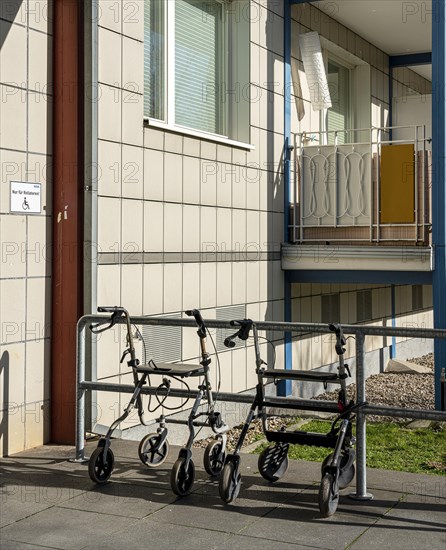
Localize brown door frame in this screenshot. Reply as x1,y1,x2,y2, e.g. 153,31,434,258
51,0,84,444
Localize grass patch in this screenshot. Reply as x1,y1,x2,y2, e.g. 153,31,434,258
253,420,446,476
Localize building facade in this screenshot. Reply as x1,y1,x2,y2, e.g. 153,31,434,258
0,0,439,455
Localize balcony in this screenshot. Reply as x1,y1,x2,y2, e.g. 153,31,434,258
283,126,433,280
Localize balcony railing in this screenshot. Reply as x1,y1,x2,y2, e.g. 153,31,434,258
289,126,431,245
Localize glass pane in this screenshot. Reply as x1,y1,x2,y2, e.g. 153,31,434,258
144,0,165,120
175,0,224,134
327,60,350,144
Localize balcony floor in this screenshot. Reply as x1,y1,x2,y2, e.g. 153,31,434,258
282,244,433,284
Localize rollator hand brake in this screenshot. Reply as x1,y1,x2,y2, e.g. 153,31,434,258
90,307,126,334
224,319,253,348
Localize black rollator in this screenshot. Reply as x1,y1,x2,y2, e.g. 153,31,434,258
218,320,357,517
88,307,228,496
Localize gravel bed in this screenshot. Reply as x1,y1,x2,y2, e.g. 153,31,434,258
194,354,436,449
313,353,435,421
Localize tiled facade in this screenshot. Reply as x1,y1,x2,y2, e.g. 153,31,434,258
0,0,52,455
0,1,435,451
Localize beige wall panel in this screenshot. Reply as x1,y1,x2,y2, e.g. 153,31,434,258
0,342,25,411
98,84,121,142
121,264,143,315
98,140,122,197
163,264,182,313
144,149,164,201
97,264,121,312
98,27,121,87
0,20,27,85
122,145,144,199
98,0,121,33
122,0,144,41
143,264,163,314
122,91,143,147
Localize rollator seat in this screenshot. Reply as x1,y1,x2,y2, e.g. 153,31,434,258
262,369,341,383
136,361,205,377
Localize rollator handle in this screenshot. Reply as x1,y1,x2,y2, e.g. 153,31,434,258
185,309,206,338
329,323,346,356
90,306,127,334
98,306,126,314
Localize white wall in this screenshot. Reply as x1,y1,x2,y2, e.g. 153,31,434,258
393,94,432,146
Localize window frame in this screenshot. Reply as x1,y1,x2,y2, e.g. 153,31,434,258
144,0,253,148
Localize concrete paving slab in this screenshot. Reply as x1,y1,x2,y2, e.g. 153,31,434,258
366,467,446,498
0,506,137,550
57,479,178,519
150,490,279,535
218,533,322,550
0,473,92,528
349,495,446,550
239,493,378,550
0,541,55,550
81,517,234,550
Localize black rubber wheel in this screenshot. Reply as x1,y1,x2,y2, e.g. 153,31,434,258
321,451,355,489
318,472,339,517
258,444,289,482
170,458,195,496
203,439,226,476
138,433,169,468
219,461,241,504
88,446,114,484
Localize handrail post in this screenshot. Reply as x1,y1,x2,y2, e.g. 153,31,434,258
350,331,373,500
70,318,89,463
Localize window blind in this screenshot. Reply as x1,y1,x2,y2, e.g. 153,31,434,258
144,0,165,120
327,60,350,145
175,0,223,134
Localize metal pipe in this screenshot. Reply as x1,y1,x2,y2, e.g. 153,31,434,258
83,0,99,433
78,381,341,412
414,125,419,241
73,321,87,462
77,313,446,339
350,332,373,501
362,404,446,421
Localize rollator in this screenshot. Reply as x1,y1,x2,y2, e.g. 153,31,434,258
218,320,356,517
88,307,228,496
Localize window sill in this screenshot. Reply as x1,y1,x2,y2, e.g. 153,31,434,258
143,118,255,151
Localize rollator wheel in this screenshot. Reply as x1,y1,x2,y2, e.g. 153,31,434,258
318,472,339,517
203,439,226,476
171,458,195,496
219,461,241,504
138,433,169,468
258,443,289,482
321,450,355,490
88,446,114,484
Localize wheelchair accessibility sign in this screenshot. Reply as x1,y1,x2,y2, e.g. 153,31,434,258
10,181,41,214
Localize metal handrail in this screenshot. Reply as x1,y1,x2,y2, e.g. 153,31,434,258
76,313,446,501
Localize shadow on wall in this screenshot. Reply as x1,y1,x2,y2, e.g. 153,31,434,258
263,5,285,367
0,1,24,48
0,351,10,456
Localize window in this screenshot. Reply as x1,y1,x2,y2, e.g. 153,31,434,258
144,0,250,142
316,44,371,145
326,59,350,144
322,55,351,145
144,0,165,121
